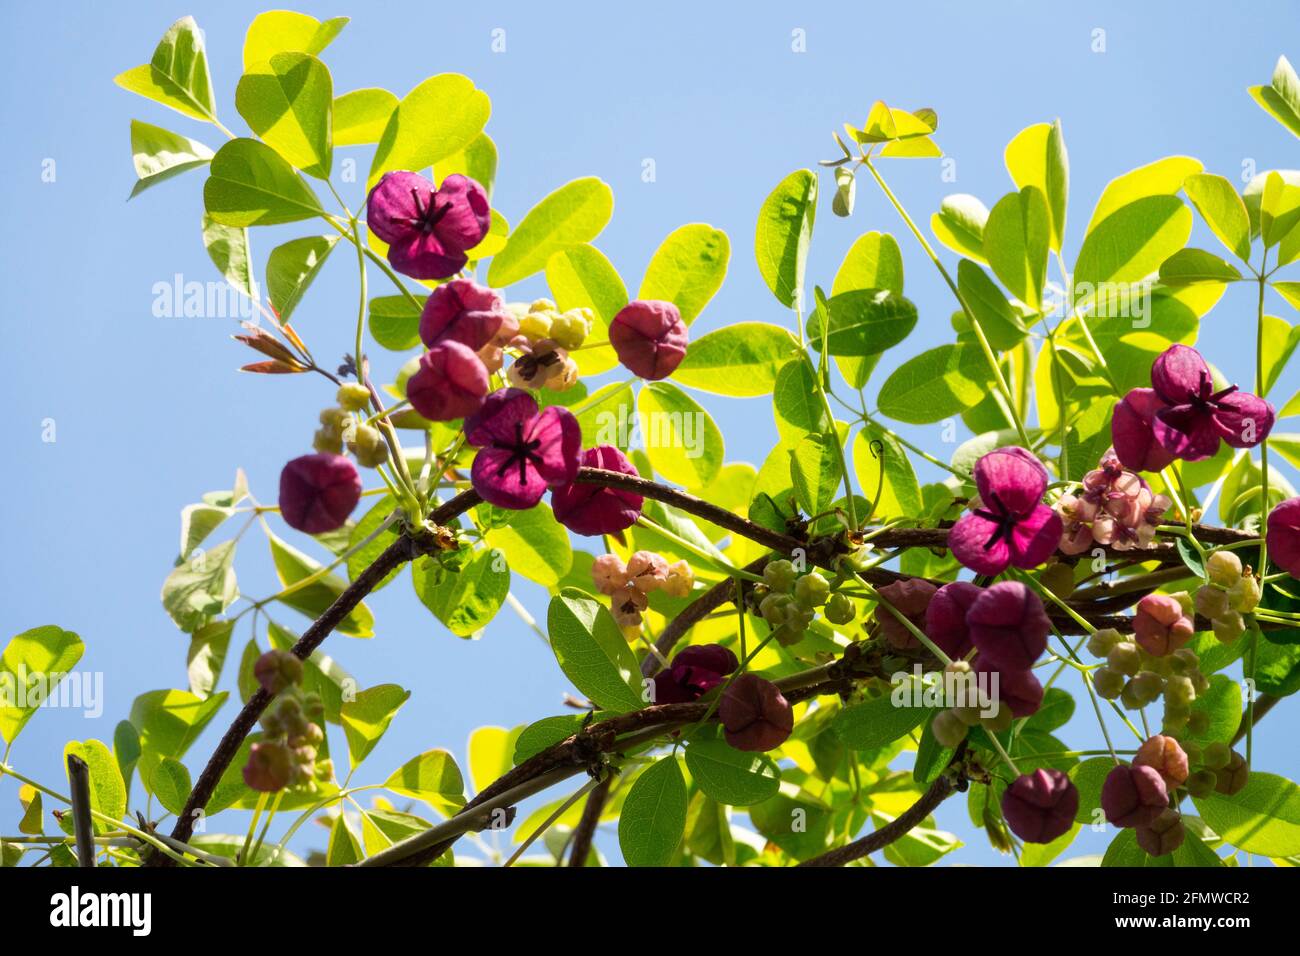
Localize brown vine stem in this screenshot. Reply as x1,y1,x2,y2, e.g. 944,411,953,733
797,772,958,867
566,775,612,867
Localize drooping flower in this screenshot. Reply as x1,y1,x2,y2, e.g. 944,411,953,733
967,581,1051,671
419,278,517,353
278,453,362,534
651,644,739,704
609,300,688,380
609,584,648,629
1101,764,1169,828
591,554,629,594
507,339,579,392
1266,497,1300,578
1111,388,1178,473
1056,449,1171,554
366,172,490,280
405,341,490,422
1136,808,1185,857
1001,769,1079,844
253,650,303,696
874,578,938,651
1133,734,1190,790
627,551,670,591
464,389,581,509
663,561,694,598
719,674,793,752
1132,593,1194,657
551,445,644,535
243,740,293,792
948,447,1062,575
924,581,983,659
975,657,1043,717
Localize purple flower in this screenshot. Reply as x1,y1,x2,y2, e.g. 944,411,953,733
418,278,517,352
278,453,362,534
551,445,644,536
1132,593,1194,657
1112,388,1178,473
366,171,490,280
652,644,739,704
464,389,581,509
968,581,1051,671
1102,764,1169,829
405,341,490,422
948,447,1062,575
1001,769,1078,844
924,581,983,659
609,300,689,380
874,578,937,651
974,657,1043,717
719,673,793,752
1266,497,1300,578
243,741,292,792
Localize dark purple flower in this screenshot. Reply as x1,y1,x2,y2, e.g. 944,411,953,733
1102,764,1169,828
464,389,581,509
405,341,490,422
968,581,1050,670
1266,497,1300,578
1148,345,1274,462
652,644,739,704
1001,769,1078,844
1136,808,1185,857
875,578,937,651
1112,388,1179,473
418,278,517,352
719,674,793,752
949,447,1062,575
609,300,688,380
974,657,1043,717
924,581,983,659
366,171,490,280
551,445,644,535
278,453,362,534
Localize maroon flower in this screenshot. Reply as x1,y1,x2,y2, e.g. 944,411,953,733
1111,388,1178,473
366,171,490,280
405,341,490,422
924,581,983,659
1136,808,1185,857
1101,764,1169,828
975,657,1043,717
1001,769,1078,844
1266,497,1300,578
652,644,739,704
949,447,1062,575
418,278,517,352
464,389,581,509
967,581,1051,671
243,740,292,792
278,453,362,534
609,300,688,380
719,674,793,752
1132,593,1194,657
551,445,644,536
875,578,938,651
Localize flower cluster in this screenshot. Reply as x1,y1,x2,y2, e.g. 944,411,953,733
1112,344,1274,472
1087,609,1210,734
1056,449,1171,554
651,644,737,704
506,298,589,391
755,559,848,646
592,550,694,638
949,447,1061,575
1193,550,1259,643
243,650,331,793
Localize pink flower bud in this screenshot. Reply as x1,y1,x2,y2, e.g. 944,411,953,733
253,650,303,696
419,278,516,352
243,740,293,792
974,657,1043,717
590,554,629,595
875,578,937,651
1267,497,1300,578
967,581,1050,671
278,453,362,534
627,551,670,591
1001,769,1078,844
609,300,688,380
1132,593,1194,656
1133,734,1189,790
1102,764,1169,828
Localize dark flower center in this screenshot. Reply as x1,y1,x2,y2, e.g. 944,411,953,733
492,420,543,487
973,492,1026,552
1189,369,1238,412
405,187,454,234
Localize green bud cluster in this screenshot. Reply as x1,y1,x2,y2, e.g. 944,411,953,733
517,299,592,350
1086,626,1208,732
1194,550,1257,645
756,560,855,647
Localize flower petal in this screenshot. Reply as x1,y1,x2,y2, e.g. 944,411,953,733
528,406,582,486
973,447,1048,515
1151,344,1210,405
1153,404,1221,461
1212,390,1275,448
471,445,547,509
432,174,491,253
464,388,539,447
948,512,1011,575
1112,388,1177,472
1008,505,1063,569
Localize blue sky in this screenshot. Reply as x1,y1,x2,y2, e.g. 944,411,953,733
1,0,1297,866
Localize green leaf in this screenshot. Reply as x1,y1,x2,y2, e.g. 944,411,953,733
186,619,234,699
833,231,904,295
618,756,687,866
201,216,256,300
18,789,42,835
1182,674,1242,746
930,194,989,264
114,16,217,123
789,433,842,516
1158,247,1243,286
346,496,403,591
832,166,855,216
242,10,348,71
484,502,572,587
1183,173,1251,261
129,689,228,793
113,722,141,794
1261,314,1300,396
436,133,499,199
128,120,214,198
368,73,490,189
1004,121,1069,252
638,223,730,325
1193,772,1300,857
854,429,922,521
1250,55,1300,141
179,502,234,562
368,293,426,351
957,260,1028,351
1086,156,1203,233
162,539,239,632
877,344,992,424
267,532,373,637
468,725,524,795
546,589,644,713
514,714,589,765
1101,826,1223,866
235,52,333,179
755,169,817,309
575,381,636,450
545,244,627,376
204,138,324,227
673,323,798,396
832,695,930,751
333,88,398,147
983,186,1049,310
62,741,127,835
383,750,466,816
327,813,363,866
806,289,918,356
772,359,830,441
149,757,192,817
341,684,411,767
411,548,509,638
266,234,339,322
488,178,613,288
1261,171,1300,247
683,737,780,806
1074,195,1192,296
637,382,724,488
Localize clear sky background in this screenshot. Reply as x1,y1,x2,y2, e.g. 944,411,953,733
1,0,1297,866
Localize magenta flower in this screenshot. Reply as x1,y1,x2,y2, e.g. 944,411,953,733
405,341,489,422
1102,764,1168,828
968,581,1051,670
418,278,517,352
609,300,689,380
874,578,937,650
1266,497,1300,578
464,389,581,509
924,581,983,659
975,657,1043,717
652,644,739,704
366,171,490,280
1111,388,1178,473
278,453,362,534
948,447,1061,575
1001,769,1078,844
551,445,644,535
